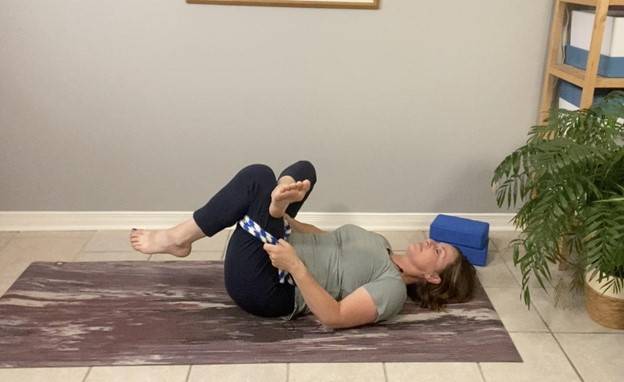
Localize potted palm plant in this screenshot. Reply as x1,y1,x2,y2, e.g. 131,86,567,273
491,90,624,329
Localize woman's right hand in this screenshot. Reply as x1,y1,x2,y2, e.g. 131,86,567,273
284,213,295,224
284,213,300,229
284,214,326,234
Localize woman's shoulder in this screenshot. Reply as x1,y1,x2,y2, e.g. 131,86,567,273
336,223,361,229
336,224,375,234
335,224,392,251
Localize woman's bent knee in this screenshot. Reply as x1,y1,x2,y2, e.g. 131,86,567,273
298,160,317,183
283,160,317,184
240,164,276,183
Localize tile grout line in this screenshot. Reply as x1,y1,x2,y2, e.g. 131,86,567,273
382,362,388,382
185,365,192,382
286,363,290,382
81,367,92,382
74,231,98,260
495,245,607,332
0,231,19,252
477,363,487,382
528,286,586,382
499,247,523,290
551,333,586,382
528,285,554,335
488,240,587,380
489,237,499,253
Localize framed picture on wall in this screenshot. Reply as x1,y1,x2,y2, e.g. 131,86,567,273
186,0,379,9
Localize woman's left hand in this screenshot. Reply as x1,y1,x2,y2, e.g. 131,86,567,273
263,239,302,274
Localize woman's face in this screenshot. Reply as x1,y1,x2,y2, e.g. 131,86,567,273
406,238,459,280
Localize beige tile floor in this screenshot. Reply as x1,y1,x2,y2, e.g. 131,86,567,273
0,229,622,382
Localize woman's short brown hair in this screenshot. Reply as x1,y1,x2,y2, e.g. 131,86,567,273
406,247,477,311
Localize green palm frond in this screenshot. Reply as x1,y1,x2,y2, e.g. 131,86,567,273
491,90,624,307
580,195,624,293
592,90,624,121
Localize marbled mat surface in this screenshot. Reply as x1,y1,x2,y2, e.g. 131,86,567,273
0,261,521,367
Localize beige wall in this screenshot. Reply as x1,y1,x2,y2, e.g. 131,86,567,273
0,0,551,213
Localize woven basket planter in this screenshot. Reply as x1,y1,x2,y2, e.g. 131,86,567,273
585,273,624,330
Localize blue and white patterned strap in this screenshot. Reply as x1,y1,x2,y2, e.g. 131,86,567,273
238,215,294,285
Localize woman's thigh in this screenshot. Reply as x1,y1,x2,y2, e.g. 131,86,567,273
222,163,294,317
193,163,285,237
224,226,294,317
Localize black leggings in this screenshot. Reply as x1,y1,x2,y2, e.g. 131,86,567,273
192,161,317,318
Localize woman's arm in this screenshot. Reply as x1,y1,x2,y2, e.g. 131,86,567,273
263,239,339,326
263,240,378,329
291,261,378,329
285,214,326,234
289,261,341,326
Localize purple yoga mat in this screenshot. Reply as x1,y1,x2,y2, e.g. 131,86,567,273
0,261,521,367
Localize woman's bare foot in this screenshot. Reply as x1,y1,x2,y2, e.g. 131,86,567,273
269,179,311,218
129,229,192,257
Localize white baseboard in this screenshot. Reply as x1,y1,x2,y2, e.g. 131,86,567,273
0,211,518,232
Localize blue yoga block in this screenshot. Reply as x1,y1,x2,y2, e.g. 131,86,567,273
430,215,489,249
429,214,490,266
450,244,488,267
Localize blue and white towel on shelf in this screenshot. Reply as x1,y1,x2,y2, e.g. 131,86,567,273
238,215,294,285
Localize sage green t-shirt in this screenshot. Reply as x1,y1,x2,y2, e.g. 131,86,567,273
284,224,407,323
